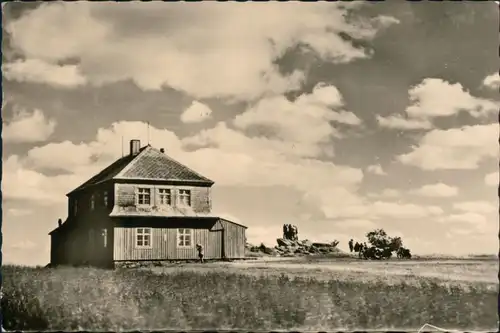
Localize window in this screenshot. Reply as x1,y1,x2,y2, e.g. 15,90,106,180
103,191,108,207
101,228,108,248
74,199,78,216
136,228,152,248
137,188,151,205
178,189,191,207
177,228,192,247
158,188,172,205
90,194,95,210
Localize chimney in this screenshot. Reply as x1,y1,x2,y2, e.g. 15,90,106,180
130,139,141,155
160,148,165,153
58,218,62,227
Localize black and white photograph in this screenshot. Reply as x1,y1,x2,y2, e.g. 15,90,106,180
1,1,498,331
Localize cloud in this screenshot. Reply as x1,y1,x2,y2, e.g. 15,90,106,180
180,101,213,124
483,72,500,90
405,78,498,119
3,58,87,88
231,83,361,158
365,164,386,175
3,108,56,143
411,183,459,198
438,212,492,234
2,155,85,205
376,78,498,130
452,201,496,214
6,121,363,211
5,2,399,101
368,188,401,199
333,219,377,230
484,172,498,187
6,208,32,217
314,188,443,220
9,240,37,250
376,114,433,130
397,123,498,170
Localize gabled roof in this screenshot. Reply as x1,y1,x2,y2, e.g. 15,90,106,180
67,145,214,195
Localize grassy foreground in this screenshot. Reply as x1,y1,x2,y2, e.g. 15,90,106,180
2,264,497,331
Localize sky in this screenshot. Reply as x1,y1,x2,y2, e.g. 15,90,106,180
2,1,499,266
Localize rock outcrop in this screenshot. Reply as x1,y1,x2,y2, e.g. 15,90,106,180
246,224,342,257
274,238,340,257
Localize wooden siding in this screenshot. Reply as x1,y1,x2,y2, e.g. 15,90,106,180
220,219,246,259
112,218,246,261
114,183,211,216
49,181,116,267
113,226,223,260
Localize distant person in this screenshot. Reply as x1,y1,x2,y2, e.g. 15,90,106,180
196,243,204,263
348,239,354,253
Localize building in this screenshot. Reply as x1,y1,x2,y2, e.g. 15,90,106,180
49,139,247,268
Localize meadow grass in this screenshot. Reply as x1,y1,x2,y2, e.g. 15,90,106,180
2,264,497,331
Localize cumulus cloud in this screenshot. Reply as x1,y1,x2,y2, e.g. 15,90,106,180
231,83,361,157
397,123,498,170
5,121,363,210
483,72,500,90
3,108,56,143
365,164,386,175
405,78,498,119
9,240,37,250
452,201,496,214
3,58,87,88
368,188,401,198
377,78,498,130
484,172,498,187
376,114,433,130
438,212,493,234
411,183,459,198
7,208,32,217
180,101,213,124
5,2,399,100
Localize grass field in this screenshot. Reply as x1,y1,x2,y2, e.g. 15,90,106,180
2,257,498,331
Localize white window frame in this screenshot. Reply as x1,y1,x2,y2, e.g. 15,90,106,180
136,187,152,206
135,228,152,249
90,194,95,210
177,228,193,248
157,188,172,206
103,191,108,207
178,189,192,207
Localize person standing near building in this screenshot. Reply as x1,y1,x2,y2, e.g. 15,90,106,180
196,243,204,263
348,239,354,253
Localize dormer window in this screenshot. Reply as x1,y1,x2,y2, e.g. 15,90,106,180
90,194,95,210
178,189,191,207
103,191,108,207
158,188,172,206
137,188,151,205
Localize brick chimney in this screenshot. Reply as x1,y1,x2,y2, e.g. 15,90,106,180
160,148,165,153
130,139,141,155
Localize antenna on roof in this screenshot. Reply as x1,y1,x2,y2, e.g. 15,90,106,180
121,136,124,157
147,121,150,145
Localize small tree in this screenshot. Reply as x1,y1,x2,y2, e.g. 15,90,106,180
366,229,390,249
389,236,403,252
366,229,403,252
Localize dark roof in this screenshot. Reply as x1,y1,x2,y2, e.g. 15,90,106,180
67,145,214,195
117,146,213,183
